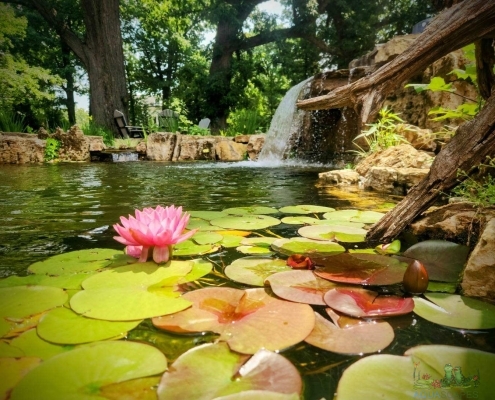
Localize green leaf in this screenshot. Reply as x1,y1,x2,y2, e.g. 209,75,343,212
278,205,335,214
211,215,281,230
222,206,279,215
0,286,67,319
271,238,345,257
224,257,290,286
9,328,70,360
298,224,367,243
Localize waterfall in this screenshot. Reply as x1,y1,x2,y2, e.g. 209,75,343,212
257,77,313,164
111,152,139,162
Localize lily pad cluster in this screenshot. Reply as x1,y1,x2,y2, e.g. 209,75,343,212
2,204,495,398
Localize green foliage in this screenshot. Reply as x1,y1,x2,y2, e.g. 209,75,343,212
428,103,480,122
0,109,26,132
452,157,495,209
81,119,115,147
405,77,456,94
227,108,263,135
352,107,408,156
44,138,61,161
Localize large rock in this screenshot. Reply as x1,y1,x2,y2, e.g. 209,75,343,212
88,136,106,152
214,140,247,161
146,133,178,161
355,144,433,176
177,136,219,161
0,133,45,164
362,166,429,194
317,170,361,186
246,134,265,161
461,218,495,299
52,126,90,162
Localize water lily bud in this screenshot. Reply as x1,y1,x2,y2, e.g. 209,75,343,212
403,259,429,294
286,254,315,270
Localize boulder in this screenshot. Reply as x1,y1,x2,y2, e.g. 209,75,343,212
52,126,90,162
246,135,265,161
355,144,433,176
317,170,361,186
362,167,429,194
177,136,220,161
0,133,45,164
214,140,247,161
234,135,250,144
461,217,495,299
87,136,106,152
146,133,178,161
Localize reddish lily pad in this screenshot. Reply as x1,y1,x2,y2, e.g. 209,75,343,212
304,310,394,354
100,376,160,400
271,238,345,257
313,253,408,285
265,270,339,305
157,342,302,399
324,288,414,318
224,257,291,286
152,287,315,354
298,225,367,243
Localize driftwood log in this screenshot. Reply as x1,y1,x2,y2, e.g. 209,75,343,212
297,0,495,243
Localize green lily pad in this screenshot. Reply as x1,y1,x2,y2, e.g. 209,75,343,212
189,211,229,220
224,257,291,286
375,239,401,255
0,273,97,290
323,210,385,224
0,340,25,357
37,308,142,344
0,318,11,338
413,293,495,329
70,261,194,320
211,215,281,230
271,238,345,257
152,287,315,354
186,218,212,230
0,275,44,288
236,245,274,255
219,235,244,248
10,341,168,400
335,345,495,399
0,286,67,319
0,357,41,400
28,249,121,275
402,240,470,282
179,259,213,284
266,270,339,305
305,310,394,354
100,376,160,400
157,342,302,399
215,391,300,400
426,281,458,293
222,206,279,215
298,225,367,243
9,328,70,360
173,240,220,256
279,205,336,214
240,237,277,247
192,231,224,245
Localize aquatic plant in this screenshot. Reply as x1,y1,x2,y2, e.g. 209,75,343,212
44,138,60,161
113,205,197,263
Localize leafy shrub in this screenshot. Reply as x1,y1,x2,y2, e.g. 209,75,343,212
81,119,115,147
227,109,264,135
0,110,26,132
452,157,495,208
44,138,61,161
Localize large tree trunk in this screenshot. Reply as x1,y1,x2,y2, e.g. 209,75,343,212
367,93,495,243
297,0,495,126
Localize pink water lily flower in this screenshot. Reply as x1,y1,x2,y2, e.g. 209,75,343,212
113,205,197,264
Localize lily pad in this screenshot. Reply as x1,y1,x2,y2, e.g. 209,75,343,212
9,328,70,360
402,240,470,282
0,318,10,338
335,345,495,400
187,218,212,230
236,245,274,255
70,261,193,320
37,307,142,344
313,253,408,285
0,340,25,357
0,286,67,319
271,238,345,257
28,248,121,275
240,237,277,247
413,293,495,329
189,211,229,220
152,287,315,354
304,310,394,354
179,259,213,284
323,210,385,224
224,257,291,286
100,376,160,400
10,341,168,400
265,270,339,305
0,357,41,400
375,239,401,255
0,273,97,290
298,225,367,243
173,240,220,256
193,231,224,245
222,206,279,215
157,342,302,399
279,205,336,214
324,288,414,318
211,215,281,230
219,235,244,248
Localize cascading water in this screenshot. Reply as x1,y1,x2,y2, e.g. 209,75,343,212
257,77,313,165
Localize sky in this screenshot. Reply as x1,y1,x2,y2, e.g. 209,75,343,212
74,1,285,111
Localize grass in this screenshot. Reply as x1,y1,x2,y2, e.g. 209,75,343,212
0,110,26,133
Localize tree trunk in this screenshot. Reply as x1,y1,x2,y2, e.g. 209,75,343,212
297,0,495,126
475,39,495,100
60,40,76,126
366,93,495,243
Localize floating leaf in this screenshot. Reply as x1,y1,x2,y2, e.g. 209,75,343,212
375,239,401,255
413,293,495,329
0,318,10,338
1,313,45,339
211,215,281,230
28,248,121,275
223,206,279,215
9,328,70,360
193,232,223,245
100,376,160,400
157,342,302,400
10,341,167,400
266,270,338,305
304,311,394,354
224,257,291,286
236,245,274,255
271,238,345,257
189,211,229,220
179,259,213,284
314,253,408,285
323,210,384,224
426,281,457,293
70,261,193,320
240,237,277,247
0,286,67,319
37,308,142,344
219,235,244,248
298,225,367,243
173,240,220,256
279,205,336,214
324,288,414,318
187,218,212,230
335,345,495,399
0,340,25,357
0,273,97,290
152,287,315,354
402,240,470,282
215,391,300,400
0,357,41,400
281,216,327,225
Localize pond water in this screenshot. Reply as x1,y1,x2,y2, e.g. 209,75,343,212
1,161,494,399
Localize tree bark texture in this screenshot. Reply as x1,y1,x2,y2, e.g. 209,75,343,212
475,39,495,100
296,0,495,126
366,93,495,243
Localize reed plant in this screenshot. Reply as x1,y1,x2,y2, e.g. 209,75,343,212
0,110,26,132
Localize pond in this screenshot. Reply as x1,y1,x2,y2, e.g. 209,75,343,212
1,161,494,399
